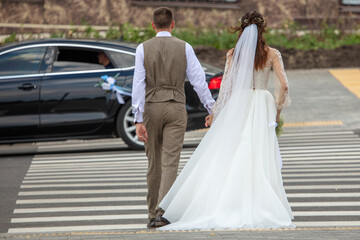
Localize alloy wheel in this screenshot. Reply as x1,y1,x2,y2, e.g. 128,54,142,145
122,105,144,147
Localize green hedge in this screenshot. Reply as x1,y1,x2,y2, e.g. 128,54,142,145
2,21,360,50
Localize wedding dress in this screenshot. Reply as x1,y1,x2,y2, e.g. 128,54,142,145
159,24,294,230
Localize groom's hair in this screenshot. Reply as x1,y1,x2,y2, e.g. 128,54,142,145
153,7,174,29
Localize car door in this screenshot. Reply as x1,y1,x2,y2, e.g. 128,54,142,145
39,45,127,137
0,46,46,140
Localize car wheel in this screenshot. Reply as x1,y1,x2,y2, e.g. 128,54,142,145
116,100,145,150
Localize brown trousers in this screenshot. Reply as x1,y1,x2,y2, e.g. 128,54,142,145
143,101,187,219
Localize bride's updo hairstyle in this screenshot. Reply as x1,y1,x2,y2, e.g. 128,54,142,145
230,11,268,71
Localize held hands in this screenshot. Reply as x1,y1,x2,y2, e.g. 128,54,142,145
205,115,214,128
135,123,148,143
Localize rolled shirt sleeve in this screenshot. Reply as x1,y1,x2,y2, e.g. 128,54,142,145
185,43,215,114
131,43,146,123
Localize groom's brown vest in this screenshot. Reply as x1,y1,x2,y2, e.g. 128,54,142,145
143,36,187,103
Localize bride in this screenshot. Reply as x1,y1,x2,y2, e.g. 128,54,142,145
158,11,295,230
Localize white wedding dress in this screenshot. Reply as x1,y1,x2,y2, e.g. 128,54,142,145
159,25,294,230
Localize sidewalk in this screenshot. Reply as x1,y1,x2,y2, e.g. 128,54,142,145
276,68,360,130
1,228,360,240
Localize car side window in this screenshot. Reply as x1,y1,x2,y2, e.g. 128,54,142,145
0,47,47,76
52,47,106,73
108,51,135,68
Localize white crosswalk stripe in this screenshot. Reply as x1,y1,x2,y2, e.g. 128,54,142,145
8,129,360,233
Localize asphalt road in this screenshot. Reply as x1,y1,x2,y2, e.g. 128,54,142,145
0,155,32,233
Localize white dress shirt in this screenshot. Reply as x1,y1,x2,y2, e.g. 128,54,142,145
132,31,215,123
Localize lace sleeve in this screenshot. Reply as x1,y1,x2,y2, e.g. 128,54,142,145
272,49,291,110
212,49,233,120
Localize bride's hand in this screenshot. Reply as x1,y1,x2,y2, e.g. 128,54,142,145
205,115,213,128
276,109,281,123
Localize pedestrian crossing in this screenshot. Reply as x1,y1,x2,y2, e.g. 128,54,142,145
8,129,360,233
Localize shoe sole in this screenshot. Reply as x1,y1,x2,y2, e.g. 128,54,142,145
155,221,170,227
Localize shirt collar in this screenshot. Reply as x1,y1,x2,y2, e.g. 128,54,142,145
156,31,172,37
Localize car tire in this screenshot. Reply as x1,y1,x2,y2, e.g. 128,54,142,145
116,100,145,150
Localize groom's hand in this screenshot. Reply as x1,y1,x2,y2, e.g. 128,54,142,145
135,123,148,143
205,115,213,128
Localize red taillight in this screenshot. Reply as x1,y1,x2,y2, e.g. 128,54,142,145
208,75,222,90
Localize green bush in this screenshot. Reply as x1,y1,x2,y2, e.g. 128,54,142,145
118,23,155,42
263,20,360,50
3,32,17,44
1,21,359,50
173,27,237,49
106,25,123,40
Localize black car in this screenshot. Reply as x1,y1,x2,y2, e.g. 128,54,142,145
0,39,222,149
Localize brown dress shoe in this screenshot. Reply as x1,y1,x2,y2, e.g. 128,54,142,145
155,214,171,227
147,218,156,229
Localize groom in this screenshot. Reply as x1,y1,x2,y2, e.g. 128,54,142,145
132,7,215,228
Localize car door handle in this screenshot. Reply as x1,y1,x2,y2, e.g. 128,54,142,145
18,83,37,91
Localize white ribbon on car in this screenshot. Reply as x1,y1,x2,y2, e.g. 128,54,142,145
100,75,131,104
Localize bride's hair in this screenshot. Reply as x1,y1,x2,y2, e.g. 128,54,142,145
229,11,268,71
